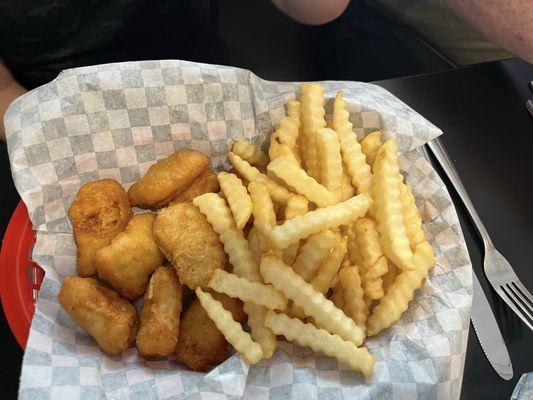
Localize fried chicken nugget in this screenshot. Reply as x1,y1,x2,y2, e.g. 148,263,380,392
59,277,139,355
176,298,228,371
153,202,227,289
128,149,208,209
95,213,166,300
170,168,220,205
136,266,183,358
68,179,132,277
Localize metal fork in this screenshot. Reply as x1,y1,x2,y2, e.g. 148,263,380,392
427,138,533,331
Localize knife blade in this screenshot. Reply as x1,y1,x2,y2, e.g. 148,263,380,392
421,144,513,380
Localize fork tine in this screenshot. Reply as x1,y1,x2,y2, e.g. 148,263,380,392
507,283,533,317
513,281,533,307
498,286,533,331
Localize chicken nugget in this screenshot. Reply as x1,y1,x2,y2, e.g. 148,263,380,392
176,298,228,371
59,277,138,355
68,179,132,277
128,149,208,209
153,202,227,288
95,213,165,300
136,266,183,358
170,168,220,205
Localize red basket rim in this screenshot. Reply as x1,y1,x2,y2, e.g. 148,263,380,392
0,201,41,349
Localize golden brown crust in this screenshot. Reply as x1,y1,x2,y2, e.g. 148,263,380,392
128,149,208,209
136,267,183,358
176,299,228,371
95,213,165,300
153,203,227,289
58,277,139,355
68,179,132,277
169,168,220,205
210,291,246,324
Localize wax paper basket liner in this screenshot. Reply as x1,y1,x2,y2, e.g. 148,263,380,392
5,59,472,400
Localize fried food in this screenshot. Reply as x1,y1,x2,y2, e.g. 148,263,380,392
218,172,253,230
135,267,182,358
153,202,226,289
128,149,208,209
211,291,246,323
59,277,138,355
316,127,343,197
95,213,165,300
232,140,269,168
176,298,228,371
68,179,132,277
169,168,219,205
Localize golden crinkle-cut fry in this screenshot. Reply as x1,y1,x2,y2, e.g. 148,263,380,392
400,182,426,250
247,227,264,265
382,261,401,293
282,195,308,265
340,165,356,201
260,255,364,346
229,152,290,203
310,236,347,294
248,182,281,257
366,242,435,336
196,288,264,364
244,302,278,359
299,83,326,180
232,140,269,168
372,139,414,271
332,91,372,193
270,116,300,156
330,283,345,310
208,269,287,311
265,311,375,376
268,138,299,165
267,156,337,208
339,266,366,331
316,127,344,197
218,172,253,230
286,100,301,118
346,221,361,266
193,193,260,282
262,193,372,249
293,229,338,282
360,131,383,170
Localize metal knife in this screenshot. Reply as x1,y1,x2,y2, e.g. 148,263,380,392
421,145,513,380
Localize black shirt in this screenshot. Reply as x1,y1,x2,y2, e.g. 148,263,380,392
0,0,229,88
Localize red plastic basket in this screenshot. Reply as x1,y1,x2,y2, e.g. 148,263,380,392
0,201,44,349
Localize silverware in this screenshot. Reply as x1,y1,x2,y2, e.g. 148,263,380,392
427,138,533,331
421,145,513,380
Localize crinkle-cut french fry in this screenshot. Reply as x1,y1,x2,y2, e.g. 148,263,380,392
381,260,400,293
208,270,287,311
372,139,414,271
268,139,300,165
332,91,372,193
247,227,263,265
244,302,278,359
272,116,300,153
286,100,301,118
232,140,269,168
262,193,372,250
400,182,426,250
267,156,337,208
218,172,253,230
248,181,276,229
340,165,356,201
361,256,388,300
339,266,367,331
265,311,375,376
299,83,326,180
293,230,338,281
330,283,345,309
229,152,290,203
361,131,383,170
310,236,347,294
345,222,361,266
366,242,434,336
196,288,263,364
193,193,260,282
316,127,344,197
260,255,364,346
282,195,308,265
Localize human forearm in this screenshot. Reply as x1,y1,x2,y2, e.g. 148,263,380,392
444,0,533,63
0,61,26,141
270,0,350,25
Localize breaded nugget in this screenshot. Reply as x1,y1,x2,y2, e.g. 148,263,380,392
170,168,220,205
68,179,132,277
211,291,246,323
176,298,228,371
59,277,139,355
95,213,165,300
128,149,208,209
153,202,227,288
136,266,183,358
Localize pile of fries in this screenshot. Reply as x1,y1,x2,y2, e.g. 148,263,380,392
60,82,435,377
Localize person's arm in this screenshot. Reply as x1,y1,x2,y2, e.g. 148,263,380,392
0,60,26,141
444,0,533,63
270,0,350,25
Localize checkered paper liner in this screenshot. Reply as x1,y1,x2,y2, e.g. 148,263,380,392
4,60,472,400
